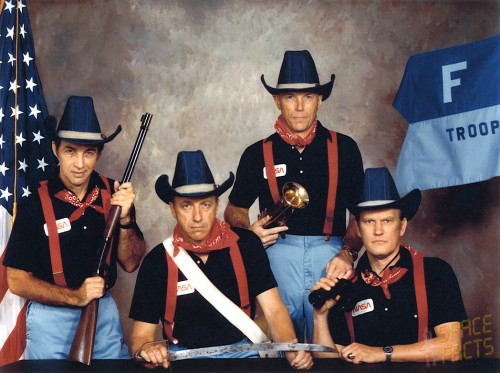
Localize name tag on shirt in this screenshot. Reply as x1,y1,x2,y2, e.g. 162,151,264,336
43,218,71,236
352,298,374,317
177,280,195,296
263,164,287,179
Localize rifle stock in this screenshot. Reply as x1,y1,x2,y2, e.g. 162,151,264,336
68,298,98,365
68,113,152,365
68,206,119,365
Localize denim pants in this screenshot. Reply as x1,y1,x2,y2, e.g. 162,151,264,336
266,234,342,343
25,291,129,359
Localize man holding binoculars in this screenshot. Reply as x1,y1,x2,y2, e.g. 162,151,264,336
311,168,466,364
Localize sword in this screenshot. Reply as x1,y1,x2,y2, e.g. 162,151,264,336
134,341,338,361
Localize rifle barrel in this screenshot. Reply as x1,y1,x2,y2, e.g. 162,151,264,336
122,113,152,183
68,112,153,365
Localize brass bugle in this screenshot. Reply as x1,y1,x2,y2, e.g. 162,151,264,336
260,182,309,228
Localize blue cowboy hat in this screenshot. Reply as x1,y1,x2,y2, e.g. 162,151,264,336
261,50,335,101
51,96,121,145
155,150,234,203
347,168,421,220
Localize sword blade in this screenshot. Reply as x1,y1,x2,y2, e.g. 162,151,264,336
169,343,337,361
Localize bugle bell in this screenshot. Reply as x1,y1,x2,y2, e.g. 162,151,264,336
260,182,309,228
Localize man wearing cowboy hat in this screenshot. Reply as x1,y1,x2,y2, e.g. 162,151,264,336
224,50,364,343
129,150,313,370
3,96,146,359
311,168,466,364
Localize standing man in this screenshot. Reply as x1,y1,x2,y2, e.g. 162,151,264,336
129,150,313,370
312,168,466,364
3,96,146,359
224,50,364,342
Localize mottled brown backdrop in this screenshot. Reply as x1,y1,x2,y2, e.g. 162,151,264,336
27,0,499,359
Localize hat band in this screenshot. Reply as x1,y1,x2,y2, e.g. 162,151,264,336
357,199,395,207
174,183,217,194
57,130,103,140
276,83,319,89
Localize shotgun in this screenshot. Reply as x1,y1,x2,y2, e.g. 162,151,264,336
68,113,153,365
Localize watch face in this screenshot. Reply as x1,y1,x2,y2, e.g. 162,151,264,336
383,346,393,354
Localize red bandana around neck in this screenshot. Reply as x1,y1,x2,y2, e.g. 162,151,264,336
54,186,104,222
274,114,317,147
361,249,408,300
172,219,239,257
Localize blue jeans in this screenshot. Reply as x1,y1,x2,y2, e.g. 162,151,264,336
266,234,342,343
25,291,129,359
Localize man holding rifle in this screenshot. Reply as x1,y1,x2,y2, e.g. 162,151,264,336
3,96,146,359
129,150,313,370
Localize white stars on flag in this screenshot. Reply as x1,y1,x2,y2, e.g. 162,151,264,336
29,104,41,118
37,157,49,171
25,77,36,91
32,130,44,144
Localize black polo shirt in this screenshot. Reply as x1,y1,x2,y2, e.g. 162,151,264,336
228,122,364,236
328,247,467,346
129,227,277,348
3,170,121,289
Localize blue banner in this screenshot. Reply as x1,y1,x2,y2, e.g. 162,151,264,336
393,35,499,194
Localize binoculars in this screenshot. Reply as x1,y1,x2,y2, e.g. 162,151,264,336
308,278,357,312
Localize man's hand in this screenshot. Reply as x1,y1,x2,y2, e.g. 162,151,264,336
75,276,105,306
310,277,343,315
327,215,363,278
340,343,385,364
249,215,288,248
134,342,170,369
223,202,287,248
284,339,314,370
326,250,354,279
112,181,136,222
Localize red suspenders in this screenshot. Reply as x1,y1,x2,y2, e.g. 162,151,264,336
163,252,179,342
263,139,281,204
345,246,429,343
38,175,112,286
39,180,66,286
323,132,338,238
262,131,338,236
163,243,251,342
412,248,429,341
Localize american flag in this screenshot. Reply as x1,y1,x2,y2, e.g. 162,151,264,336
0,0,56,365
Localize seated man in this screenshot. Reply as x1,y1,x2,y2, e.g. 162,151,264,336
129,150,313,370
311,167,466,364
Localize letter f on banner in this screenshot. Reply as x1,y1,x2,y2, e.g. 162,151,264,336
442,61,467,103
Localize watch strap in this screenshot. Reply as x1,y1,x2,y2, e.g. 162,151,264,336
342,246,358,261
383,345,393,362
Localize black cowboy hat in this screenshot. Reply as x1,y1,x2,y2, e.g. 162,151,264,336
155,150,234,203
51,96,121,145
261,50,335,101
347,167,421,220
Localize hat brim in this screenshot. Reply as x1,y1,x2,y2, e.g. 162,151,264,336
261,74,335,101
49,122,122,146
155,172,235,204
347,189,422,221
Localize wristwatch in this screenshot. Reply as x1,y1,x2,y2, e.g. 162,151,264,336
119,215,136,230
383,346,393,362
342,246,358,262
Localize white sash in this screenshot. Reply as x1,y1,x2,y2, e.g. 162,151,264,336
162,237,272,348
